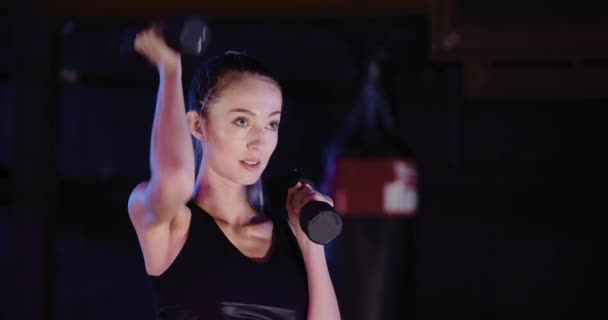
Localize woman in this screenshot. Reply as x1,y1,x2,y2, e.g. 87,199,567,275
127,27,341,319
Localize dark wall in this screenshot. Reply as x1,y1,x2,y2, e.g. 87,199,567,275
0,83,15,169
413,105,604,319
0,209,7,320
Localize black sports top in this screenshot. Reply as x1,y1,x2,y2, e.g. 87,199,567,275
148,202,308,320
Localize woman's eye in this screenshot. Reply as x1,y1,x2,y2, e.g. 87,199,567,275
235,118,249,127
267,121,280,130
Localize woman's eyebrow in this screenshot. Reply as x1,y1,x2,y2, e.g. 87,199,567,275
229,108,255,116
229,108,281,117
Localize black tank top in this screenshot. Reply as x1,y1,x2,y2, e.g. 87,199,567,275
148,202,308,320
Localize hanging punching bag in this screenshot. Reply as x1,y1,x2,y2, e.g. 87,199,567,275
321,60,417,320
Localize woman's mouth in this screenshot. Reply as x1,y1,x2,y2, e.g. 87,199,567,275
240,160,261,171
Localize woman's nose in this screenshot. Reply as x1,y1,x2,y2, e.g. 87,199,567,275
247,127,265,151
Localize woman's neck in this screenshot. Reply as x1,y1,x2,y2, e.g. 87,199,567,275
192,169,257,227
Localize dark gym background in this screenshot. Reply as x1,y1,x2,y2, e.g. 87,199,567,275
1,0,605,319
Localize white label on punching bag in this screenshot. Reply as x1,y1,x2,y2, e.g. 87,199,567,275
383,160,417,215
332,157,417,216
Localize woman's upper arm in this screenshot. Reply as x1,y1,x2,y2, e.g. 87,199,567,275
129,170,192,228
128,181,155,228
128,180,192,275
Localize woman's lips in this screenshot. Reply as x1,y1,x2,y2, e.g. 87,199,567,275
240,160,261,171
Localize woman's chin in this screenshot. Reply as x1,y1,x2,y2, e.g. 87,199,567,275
242,176,262,186
230,171,262,186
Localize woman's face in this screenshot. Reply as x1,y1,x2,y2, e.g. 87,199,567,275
201,74,282,186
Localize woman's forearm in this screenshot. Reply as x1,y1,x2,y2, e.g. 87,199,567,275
300,244,341,320
146,63,195,219
150,65,193,174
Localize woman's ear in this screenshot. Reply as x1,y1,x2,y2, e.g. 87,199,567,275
187,111,205,142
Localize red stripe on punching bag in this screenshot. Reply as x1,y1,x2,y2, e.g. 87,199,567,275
330,157,417,216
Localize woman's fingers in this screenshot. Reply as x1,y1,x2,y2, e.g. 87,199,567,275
133,26,180,71
297,192,333,212
292,183,310,213
286,181,302,214
295,190,318,213
289,182,334,214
